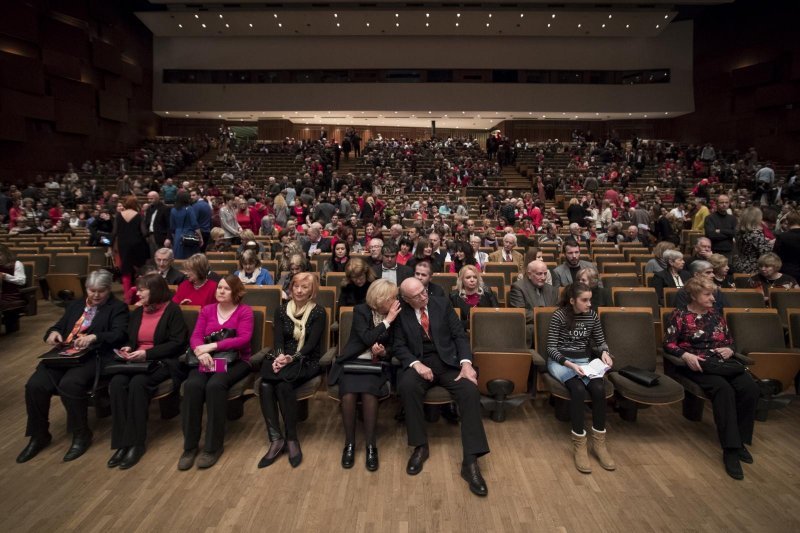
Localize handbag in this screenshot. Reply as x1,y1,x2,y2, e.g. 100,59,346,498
699,356,746,377
186,328,239,367
39,345,94,368
103,357,161,375
618,366,660,387
181,232,201,247
342,360,385,375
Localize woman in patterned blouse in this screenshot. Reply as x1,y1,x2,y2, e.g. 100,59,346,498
747,252,799,304
663,277,759,480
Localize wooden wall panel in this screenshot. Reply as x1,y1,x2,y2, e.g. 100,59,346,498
121,61,142,84
0,113,26,142
104,74,132,97
0,52,45,95
42,48,82,81
0,3,39,43
40,18,88,59
51,78,95,108
98,90,128,122
55,99,94,135
92,40,122,75
1,89,54,121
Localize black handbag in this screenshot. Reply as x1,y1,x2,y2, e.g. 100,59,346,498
342,360,385,375
700,356,746,377
103,357,161,375
618,366,660,387
39,345,94,368
181,232,201,248
186,328,239,367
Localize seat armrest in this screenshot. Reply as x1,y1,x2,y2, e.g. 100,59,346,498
661,352,687,367
733,352,754,365
250,347,273,370
319,347,337,368
391,356,402,368
529,350,547,367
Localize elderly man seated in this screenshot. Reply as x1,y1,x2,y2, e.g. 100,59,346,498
150,248,186,285
508,260,559,347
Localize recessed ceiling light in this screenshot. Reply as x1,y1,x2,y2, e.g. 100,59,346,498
185,114,189,117
602,24,605,28
225,23,229,28
542,115,546,118
488,14,492,18
520,14,524,18
457,13,461,18
249,23,253,27
552,14,556,19
628,113,632,116
194,14,199,19
644,114,648,117
395,13,399,17
665,14,669,19
626,24,630,28
609,15,613,19
547,23,551,28
218,114,222,118
577,24,581,28
486,23,490,27
274,14,278,18
219,14,223,19
596,113,599,116
178,24,182,28
529,112,532,115
334,13,338,18
395,22,399,27
665,112,669,115
656,24,660,29
165,111,169,114
278,23,282,27
366,22,370,27
455,22,459,27
201,23,206,28
462,111,465,114
426,13,430,18
428,111,431,114
336,23,340,27
426,22,429,27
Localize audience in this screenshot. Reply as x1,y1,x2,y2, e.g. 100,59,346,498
172,254,218,306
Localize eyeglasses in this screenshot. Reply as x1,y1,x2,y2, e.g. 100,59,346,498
406,289,428,301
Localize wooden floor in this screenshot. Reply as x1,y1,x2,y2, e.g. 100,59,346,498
1,302,799,533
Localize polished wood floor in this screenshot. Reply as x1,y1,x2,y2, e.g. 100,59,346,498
1,302,799,533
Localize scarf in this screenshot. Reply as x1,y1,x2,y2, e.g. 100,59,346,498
287,299,316,354
238,267,262,284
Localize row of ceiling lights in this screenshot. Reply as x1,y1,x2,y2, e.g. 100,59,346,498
177,12,670,30
163,111,670,119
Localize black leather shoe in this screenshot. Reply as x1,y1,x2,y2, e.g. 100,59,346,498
366,445,379,472
406,446,429,475
63,433,93,462
16,434,52,464
441,403,461,425
738,446,753,464
461,462,488,497
107,448,128,468
257,439,285,469
723,450,744,480
119,445,146,470
287,440,303,468
341,443,355,469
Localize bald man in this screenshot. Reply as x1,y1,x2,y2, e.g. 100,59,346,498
704,194,736,260
508,260,560,347
393,277,489,496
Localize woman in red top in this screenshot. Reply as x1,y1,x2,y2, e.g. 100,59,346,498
235,198,253,233
172,254,218,307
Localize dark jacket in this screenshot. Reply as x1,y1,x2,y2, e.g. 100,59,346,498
652,269,691,305
774,228,800,281
329,303,394,385
45,295,129,354
302,237,332,256
371,263,414,285
143,202,171,248
704,211,737,253
449,290,499,332
392,295,471,370
126,301,188,361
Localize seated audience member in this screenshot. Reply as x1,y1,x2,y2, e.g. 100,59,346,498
674,260,730,312
206,227,231,252
151,247,186,285
366,238,385,269
652,249,691,306
172,254,219,306
302,224,331,257
0,244,27,333
449,241,479,273
394,277,490,497
488,233,524,273
551,239,598,288
685,236,713,270
339,257,377,307
644,242,676,274
407,238,443,273
523,246,553,284
234,250,274,286
179,275,254,470
709,253,734,289
509,260,559,347
396,238,414,266
321,241,350,278
108,274,188,469
276,241,305,279
449,265,499,332
236,230,265,256
17,270,129,463
747,252,799,303
773,210,800,280
277,252,309,300
663,277,759,480
575,266,611,308
546,282,615,473
469,234,490,270
374,242,413,285
413,259,446,298
329,279,401,471
258,272,327,469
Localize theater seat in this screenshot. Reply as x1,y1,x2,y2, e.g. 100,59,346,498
599,308,684,422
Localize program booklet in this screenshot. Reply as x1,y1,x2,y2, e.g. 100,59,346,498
580,359,610,379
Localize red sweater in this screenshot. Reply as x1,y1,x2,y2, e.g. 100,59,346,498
172,279,218,307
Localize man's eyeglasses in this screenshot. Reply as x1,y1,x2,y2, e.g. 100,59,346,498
406,289,428,301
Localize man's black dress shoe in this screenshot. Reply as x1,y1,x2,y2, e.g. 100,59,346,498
441,403,461,424
341,443,355,469
366,445,379,472
119,445,146,470
107,448,128,468
63,433,92,462
406,446,429,475
461,462,488,496
16,434,52,463
739,446,753,464
723,450,744,480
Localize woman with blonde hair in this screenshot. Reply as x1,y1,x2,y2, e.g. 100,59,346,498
733,207,772,274
645,241,676,274
339,257,377,307
172,254,218,306
258,272,326,468
273,194,289,227
709,253,734,288
449,265,498,332
206,227,231,252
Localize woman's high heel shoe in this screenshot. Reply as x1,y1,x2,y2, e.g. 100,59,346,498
257,439,285,469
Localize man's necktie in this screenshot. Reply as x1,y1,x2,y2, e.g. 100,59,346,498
420,308,430,338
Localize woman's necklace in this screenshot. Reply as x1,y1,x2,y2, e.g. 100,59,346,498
193,279,207,290
217,304,237,323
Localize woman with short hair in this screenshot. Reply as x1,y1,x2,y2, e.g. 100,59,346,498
179,275,254,470
664,277,759,480
108,273,188,469
338,257,377,308
747,252,799,303
234,250,274,286
173,253,218,306
575,266,611,308
17,270,129,463
258,272,327,469
709,253,735,288
652,249,691,305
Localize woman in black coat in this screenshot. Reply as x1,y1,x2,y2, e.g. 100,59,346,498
338,257,377,308
449,265,498,332
652,249,691,306
107,273,188,469
330,279,401,471
17,269,129,464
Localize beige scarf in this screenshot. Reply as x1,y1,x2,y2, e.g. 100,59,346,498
287,300,316,353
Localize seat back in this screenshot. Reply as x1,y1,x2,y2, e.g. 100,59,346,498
484,262,519,285
733,273,751,288
337,307,354,355
51,253,90,275
249,306,267,354
611,287,659,319
533,307,558,354
45,273,84,300
311,253,331,274
481,273,506,304
769,288,800,327
470,308,527,351
316,286,338,320
602,262,638,275
724,308,787,353
788,308,800,349
664,287,680,308
720,288,765,309
599,307,657,371
180,306,201,337
431,273,458,295
599,273,639,289
241,286,282,319
17,254,50,279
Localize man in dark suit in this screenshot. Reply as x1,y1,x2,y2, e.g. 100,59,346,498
393,277,490,496
508,260,560,347
301,224,332,257
152,248,186,285
143,191,171,254
372,242,413,286
413,260,446,298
